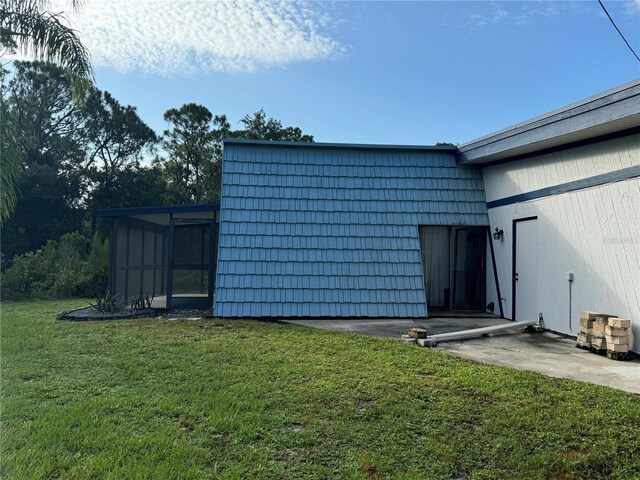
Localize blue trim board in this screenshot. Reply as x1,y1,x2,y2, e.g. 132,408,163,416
487,165,640,209
96,204,220,218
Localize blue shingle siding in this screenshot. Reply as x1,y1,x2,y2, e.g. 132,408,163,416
214,142,489,318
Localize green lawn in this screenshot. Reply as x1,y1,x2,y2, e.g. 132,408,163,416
1,300,639,479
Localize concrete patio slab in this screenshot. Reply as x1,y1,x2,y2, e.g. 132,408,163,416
283,315,508,338
283,318,640,395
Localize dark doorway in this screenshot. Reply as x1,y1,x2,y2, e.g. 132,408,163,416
418,225,487,314
452,227,486,310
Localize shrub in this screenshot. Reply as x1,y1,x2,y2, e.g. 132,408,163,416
130,294,153,311
91,290,123,313
1,232,108,300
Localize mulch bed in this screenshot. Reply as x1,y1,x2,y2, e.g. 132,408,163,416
57,306,159,321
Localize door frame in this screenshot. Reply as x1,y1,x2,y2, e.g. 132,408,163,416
511,216,538,320
418,225,488,313
166,215,216,310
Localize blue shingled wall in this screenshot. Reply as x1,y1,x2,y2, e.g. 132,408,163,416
214,141,489,318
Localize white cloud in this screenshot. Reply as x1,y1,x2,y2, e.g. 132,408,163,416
624,0,640,16
51,0,343,75
454,1,597,29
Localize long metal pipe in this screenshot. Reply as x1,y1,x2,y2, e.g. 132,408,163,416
424,320,537,344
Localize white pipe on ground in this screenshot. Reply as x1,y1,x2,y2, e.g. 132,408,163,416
424,320,538,345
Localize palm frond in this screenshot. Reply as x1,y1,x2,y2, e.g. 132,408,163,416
0,106,22,223
1,1,92,80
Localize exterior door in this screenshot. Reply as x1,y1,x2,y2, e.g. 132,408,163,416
167,218,215,309
513,217,538,321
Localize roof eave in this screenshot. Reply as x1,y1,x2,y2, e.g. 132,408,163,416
96,204,220,218
223,138,457,152
457,78,640,165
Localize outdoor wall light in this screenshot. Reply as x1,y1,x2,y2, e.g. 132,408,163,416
493,228,504,241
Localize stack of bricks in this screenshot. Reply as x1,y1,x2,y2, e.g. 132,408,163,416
576,311,597,349
590,314,611,355
576,311,632,361
606,318,632,361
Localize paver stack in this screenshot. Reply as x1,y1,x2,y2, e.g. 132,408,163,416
576,311,632,361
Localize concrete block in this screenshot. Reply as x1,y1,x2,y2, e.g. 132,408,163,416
417,338,437,348
579,318,594,329
592,320,606,332
408,328,427,339
578,328,592,339
605,326,628,336
607,343,629,353
605,335,629,345
591,337,606,348
591,330,605,339
576,334,591,350
580,311,599,320
577,333,589,343
608,318,631,329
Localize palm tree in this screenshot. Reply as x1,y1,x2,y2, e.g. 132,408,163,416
0,1,92,79
0,1,92,223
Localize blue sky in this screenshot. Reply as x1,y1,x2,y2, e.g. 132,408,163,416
67,1,640,145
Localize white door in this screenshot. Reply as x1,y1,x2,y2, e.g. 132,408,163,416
514,218,538,321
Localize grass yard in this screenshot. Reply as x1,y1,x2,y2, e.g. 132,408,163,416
1,300,639,479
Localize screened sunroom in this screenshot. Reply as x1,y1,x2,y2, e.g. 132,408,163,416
96,204,220,309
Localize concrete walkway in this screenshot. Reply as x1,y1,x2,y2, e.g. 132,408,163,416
283,318,640,395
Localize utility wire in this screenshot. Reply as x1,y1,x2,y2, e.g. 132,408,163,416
598,0,640,63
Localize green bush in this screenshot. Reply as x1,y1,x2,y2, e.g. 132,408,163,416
91,290,123,313
1,232,108,300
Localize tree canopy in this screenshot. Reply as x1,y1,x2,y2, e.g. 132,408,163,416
0,60,315,265
1,1,93,223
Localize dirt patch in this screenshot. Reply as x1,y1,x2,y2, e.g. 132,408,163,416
156,309,212,320
58,306,213,322
360,463,386,479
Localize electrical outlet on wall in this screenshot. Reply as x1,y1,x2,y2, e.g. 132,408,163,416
567,272,574,282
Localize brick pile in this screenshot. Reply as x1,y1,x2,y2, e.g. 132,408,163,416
576,311,632,361
590,314,611,354
576,311,596,349
606,318,632,361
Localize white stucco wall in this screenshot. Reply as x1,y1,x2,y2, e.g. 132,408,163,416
483,134,640,352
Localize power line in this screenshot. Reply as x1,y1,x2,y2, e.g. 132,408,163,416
597,0,640,63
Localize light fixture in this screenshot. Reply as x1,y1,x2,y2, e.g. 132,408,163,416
493,227,504,241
